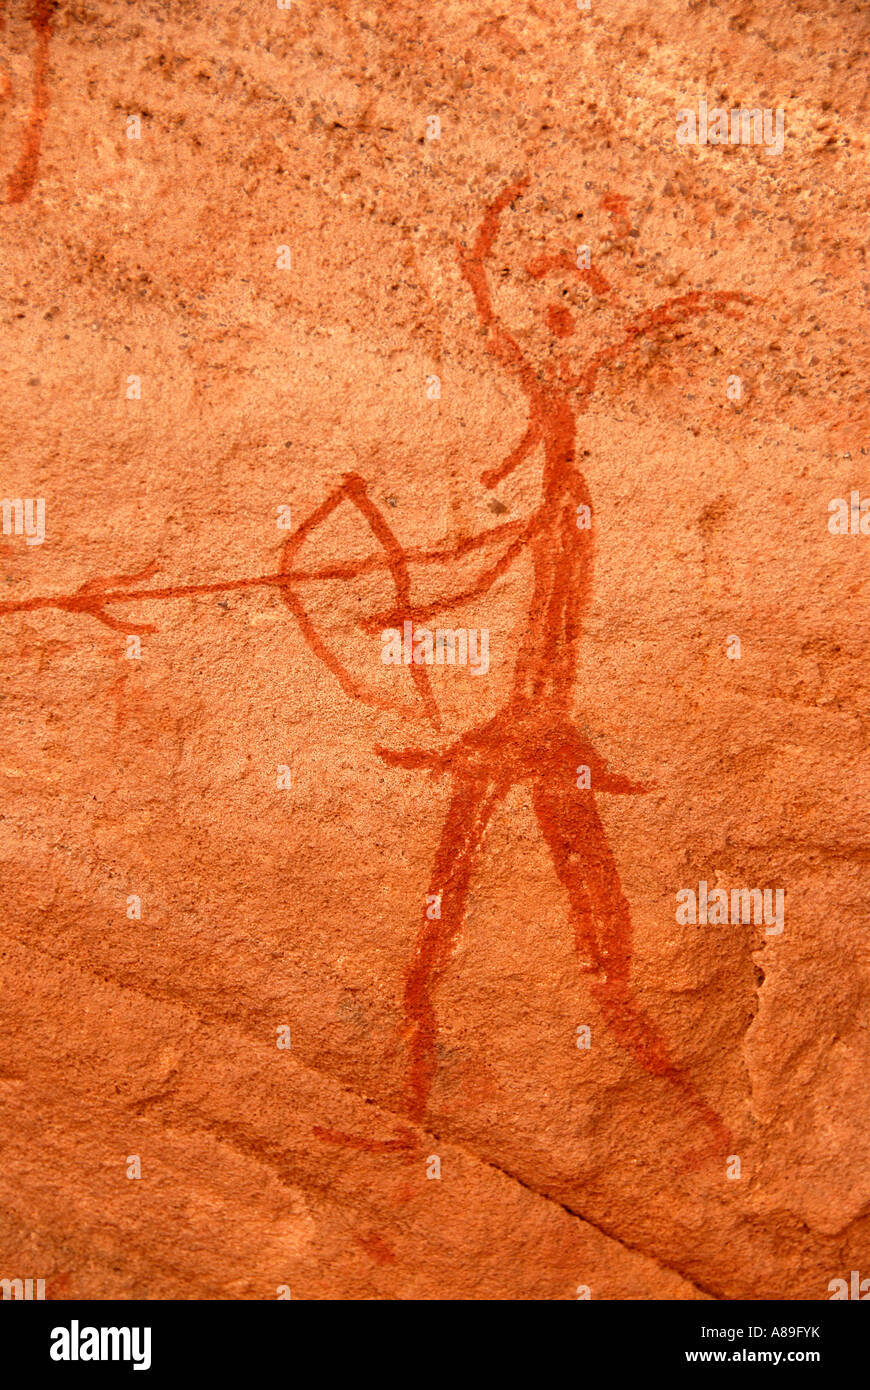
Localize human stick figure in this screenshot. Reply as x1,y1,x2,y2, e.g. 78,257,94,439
0,179,753,1157
366,179,752,1151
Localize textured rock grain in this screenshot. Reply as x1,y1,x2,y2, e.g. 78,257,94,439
0,0,868,1299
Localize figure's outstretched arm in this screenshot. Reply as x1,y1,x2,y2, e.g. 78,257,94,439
358,503,547,632
480,417,542,489
572,289,756,400
285,512,529,584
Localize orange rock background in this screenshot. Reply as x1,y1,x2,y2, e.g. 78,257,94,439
1,0,868,1299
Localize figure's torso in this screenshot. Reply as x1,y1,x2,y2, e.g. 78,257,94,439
509,391,593,709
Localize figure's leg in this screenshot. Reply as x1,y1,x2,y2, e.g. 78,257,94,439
532,781,731,1151
404,767,507,1122
530,780,634,983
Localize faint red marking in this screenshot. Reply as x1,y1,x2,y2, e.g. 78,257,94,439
600,192,632,238
105,667,158,747
106,671,132,730
352,1230,396,1265
313,1125,417,1156
0,625,75,667
5,0,53,205
0,181,756,1160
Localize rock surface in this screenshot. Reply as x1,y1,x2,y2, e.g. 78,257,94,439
0,0,868,1299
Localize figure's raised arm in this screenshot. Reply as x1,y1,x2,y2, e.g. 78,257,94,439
457,178,537,399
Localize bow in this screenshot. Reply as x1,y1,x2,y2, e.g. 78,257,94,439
277,472,441,729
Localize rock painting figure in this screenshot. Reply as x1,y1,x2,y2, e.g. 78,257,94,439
0,181,753,1153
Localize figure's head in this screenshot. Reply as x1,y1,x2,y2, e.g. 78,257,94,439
544,302,576,339
458,180,628,404
523,251,614,374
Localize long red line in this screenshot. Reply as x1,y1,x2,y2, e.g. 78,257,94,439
6,0,52,204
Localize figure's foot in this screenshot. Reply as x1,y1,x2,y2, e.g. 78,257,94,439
593,769,655,796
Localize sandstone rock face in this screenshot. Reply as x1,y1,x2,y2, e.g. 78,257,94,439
1,0,867,1300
